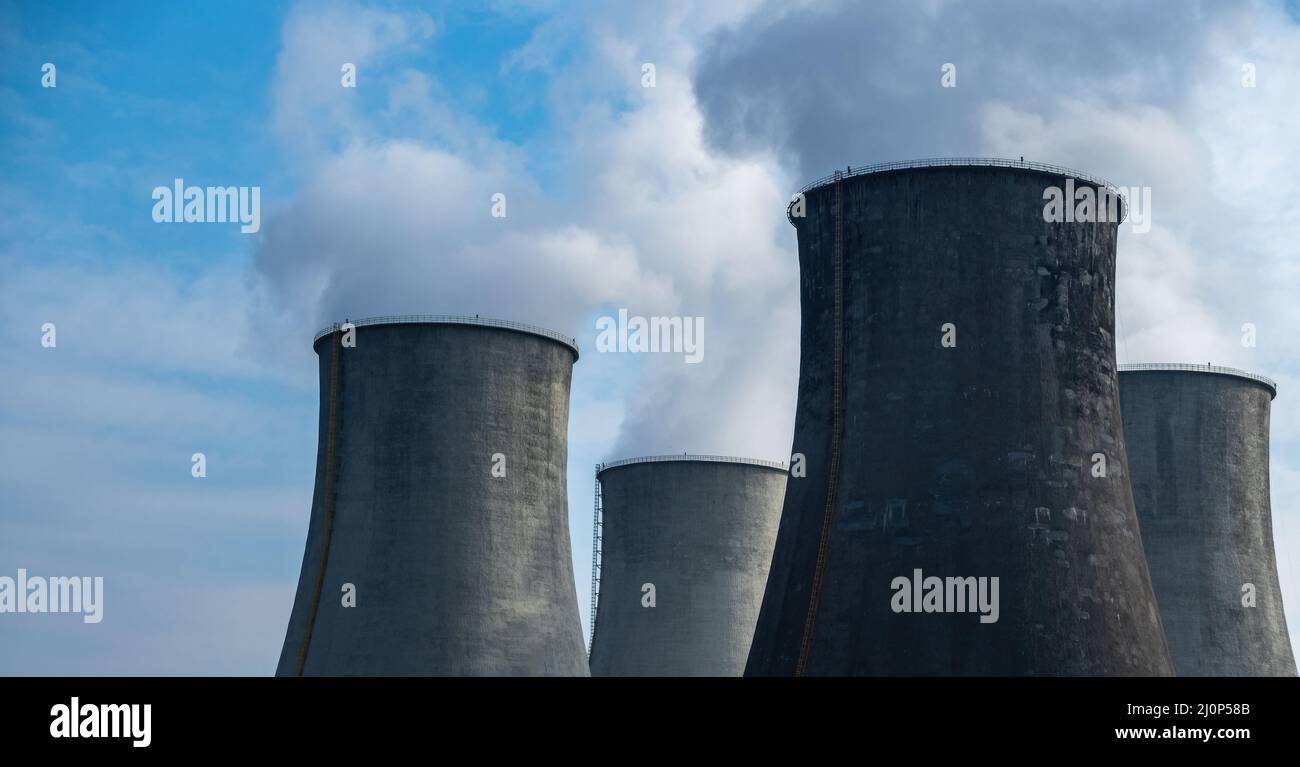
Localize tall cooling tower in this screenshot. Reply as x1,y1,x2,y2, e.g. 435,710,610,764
1120,363,1296,676
276,316,589,676
588,455,787,676
747,159,1173,676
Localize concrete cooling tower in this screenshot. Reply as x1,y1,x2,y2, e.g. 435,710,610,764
588,455,787,676
1120,363,1296,676
747,159,1174,676
276,316,589,676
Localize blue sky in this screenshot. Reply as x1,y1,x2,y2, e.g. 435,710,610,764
2,0,1299,673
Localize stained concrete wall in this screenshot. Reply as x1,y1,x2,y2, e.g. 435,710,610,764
747,164,1173,676
589,458,786,676
1121,368,1296,676
276,321,588,676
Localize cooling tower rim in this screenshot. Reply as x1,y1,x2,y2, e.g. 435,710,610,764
311,315,579,359
1119,362,1277,400
789,157,1127,224
597,453,789,478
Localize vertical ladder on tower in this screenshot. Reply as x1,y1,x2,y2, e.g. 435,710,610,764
295,322,343,677
588,466,603,655
796,173,846,676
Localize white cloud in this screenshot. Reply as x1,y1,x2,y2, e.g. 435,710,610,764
1,262,292,383
271,3,436,157
252,3,801,464
0,262,314,676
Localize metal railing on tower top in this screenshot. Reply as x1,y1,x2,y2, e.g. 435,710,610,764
311,314,579,356
1119,362,1278,398
789,158,1130,225
596,453,789,475
795,157,1127,195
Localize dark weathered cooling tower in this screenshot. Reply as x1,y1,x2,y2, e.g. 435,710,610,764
276,316,589,676
588,455,787,676
1120,363,1296,676
747,159,1174,676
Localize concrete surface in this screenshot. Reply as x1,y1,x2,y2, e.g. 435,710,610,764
276,320,589,676
1121,366,1296,676
747,163,1174,676
588,457,787,676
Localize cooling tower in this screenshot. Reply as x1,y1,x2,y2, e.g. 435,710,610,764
747,159,1173,676
1120,363,1296,676
588,455,787,676
276,316,589,676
